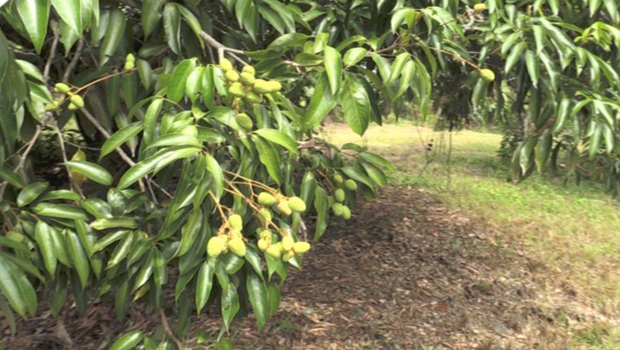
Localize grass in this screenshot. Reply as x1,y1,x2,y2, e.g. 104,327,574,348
324,121,620,349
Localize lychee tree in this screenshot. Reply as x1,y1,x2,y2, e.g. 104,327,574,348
1,0,618,347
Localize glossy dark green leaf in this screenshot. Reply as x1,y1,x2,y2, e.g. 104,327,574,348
341,74,370,136
33,203,89,220
0,168,25,188
343,47,367,67
246,271,269,330
304,72,336,131
109,330,143,350
82,198,113,220
99,9,126,66
17,181,48,207
63,161,113,186
324,46,342,95
35,220,57,276
17,0,49,53
267,281,280,317
141,0,166,38
253,136,282,185
196,259,215,314
163,3,181,54
90,218,139,230
167,59,196,103
254,128,298,155
65,230,89,288
91,230,129,254
313,186,329,242
50,0,81,34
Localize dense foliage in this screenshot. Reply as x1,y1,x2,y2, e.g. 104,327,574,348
0,0,619,347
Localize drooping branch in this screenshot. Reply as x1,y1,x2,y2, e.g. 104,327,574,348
199,31,248,66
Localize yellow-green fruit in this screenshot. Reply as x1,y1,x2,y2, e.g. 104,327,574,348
334,174,344,184
229,229,242,240
258,208,272,224
68,102,79,110
70,94,85,108
277,201,292,216
54,83,71,93
282,250,295,262
220,234,230,245
124,61,135,71
480,69,495,82
225,70,240,82
259,230,272,240
240,72,255,86
293,242,311,254
245,91,262,104
126,53,136,62
288,196,306,213
242,65,255,75
220,58,233,72
229,82,246,97
253,79,270,94
235,113,253,131
228,214,243,230
345,179,357,191
474,3,486,13
265,80,282,92
229,237,246,257
207,236,226,258
335,189,345,202
258,192,277,206
258,238,270,251
342,206,351,220
282,236,294,251
332,203,344,216
266,244,282,259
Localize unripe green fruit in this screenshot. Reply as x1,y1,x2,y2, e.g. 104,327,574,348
480,69,495,82
220,58,233,72
68,102,79,110
126,53,136,62
282,236,294,251
332,203,344,216
335,189,345,202
242,65,255,76
229,237,246,257
293,242,311,254
266,244,282,259
258,192,277,206
258,208,272,224
235,113,254,131
342,206,351,220
474,3,486,13
124,61,135,71
207,236,226,258
228,214,243,230
327,196,335,207
277,201,292,216
288,196,306,212
253,79,270,94
259,230,272,240
229,82,246,97
225,70,240,82
258,238,270,251
240,72,255,86
266,80,282,92
54,83,71,93
282,250,295,262
70,94,85,108
345,179,357,191
334,174,344,184
245,91,262,104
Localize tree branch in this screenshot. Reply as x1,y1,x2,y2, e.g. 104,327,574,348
62,38,84,83
199,31,249,66
43,26,60,87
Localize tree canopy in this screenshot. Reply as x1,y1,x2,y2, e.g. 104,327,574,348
0,0,619,346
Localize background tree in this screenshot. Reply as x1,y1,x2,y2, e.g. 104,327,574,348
0,0,619,347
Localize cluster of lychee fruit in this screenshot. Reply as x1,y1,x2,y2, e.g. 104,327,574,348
220,58,282,131
45,83,85,111
329,174,357,220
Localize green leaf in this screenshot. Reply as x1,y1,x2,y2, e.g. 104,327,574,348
244,248,263,278
107,230,135,269
343,48,367,67
341,166,374,190
196,259,215,314
391,8,416,32
589,123,603,158
146,134,201,150
0,255,36,318
109,330,143,350
33,203,89,220
99,9,126,66
0,167,25,188
304,72,337,131
341,74,370,136
253,136,282,185
313,186,329,242
254,129,298,155
505,42,525,74
15,60,44,82
41,190,81,201
267,282,281,317
361,161,387,186
17,181,49,207
141,0,166,38
82,198,113,219
268,33,308,49
205,154,224,199
167,59,196,103
0,252,44,282
359,151,395,172
220,274,239,331
0,295,16,334
17,0,50,53
35,220,57,276
386,52,410,85
50,0,81,34
116,148,173,190
90,218,139,230
525,50,539,87
324,46,342,95
163,3,181,55
63,161,113,186
91,230,129,254
246,271,269,330
65,230,89,288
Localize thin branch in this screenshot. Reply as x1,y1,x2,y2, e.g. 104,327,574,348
62,38,84,83
14,125,42,172
199,31,249,66
43,29,60,87
53,124,85,199
159,310,184,350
